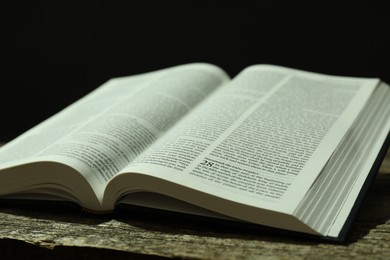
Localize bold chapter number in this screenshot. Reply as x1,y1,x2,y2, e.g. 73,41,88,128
200,159,214,167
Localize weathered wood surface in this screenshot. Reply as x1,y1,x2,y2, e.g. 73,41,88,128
0,148,389,259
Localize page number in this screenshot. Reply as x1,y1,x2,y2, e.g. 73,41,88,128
200,159,214,167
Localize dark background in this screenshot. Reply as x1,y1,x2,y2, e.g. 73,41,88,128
1,1,389,142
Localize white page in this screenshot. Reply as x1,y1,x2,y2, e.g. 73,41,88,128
120,65,379,217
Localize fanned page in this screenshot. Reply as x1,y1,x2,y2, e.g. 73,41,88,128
107,65,380,233
0,63,230,211
294,81,390,237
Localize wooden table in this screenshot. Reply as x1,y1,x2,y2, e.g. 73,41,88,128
0,146,389,259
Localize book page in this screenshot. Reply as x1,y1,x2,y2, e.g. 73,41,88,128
117,65,378,218
294,81,390,237
0,63,229,204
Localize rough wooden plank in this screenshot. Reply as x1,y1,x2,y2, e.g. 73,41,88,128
0,146,389,259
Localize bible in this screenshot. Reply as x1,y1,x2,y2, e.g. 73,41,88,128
0,63,389,241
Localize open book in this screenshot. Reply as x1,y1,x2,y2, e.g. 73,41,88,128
0,63,389,241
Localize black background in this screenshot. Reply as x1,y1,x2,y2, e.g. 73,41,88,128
1,1,389,142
